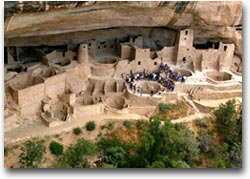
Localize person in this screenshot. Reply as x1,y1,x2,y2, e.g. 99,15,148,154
171,83,175,91
130,82,133,90
150,86,154,96
140,88,143,96
166,65,171,72
133,83,136,93
159,62,164,71
127,76,132,83
176,73,180,81
144,71,149,80
152,73,157,81
182,75,187,83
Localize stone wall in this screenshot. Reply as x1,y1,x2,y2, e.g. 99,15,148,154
219,43,235,71
175,82,241,93
128,105,156,116
78,44,88,64
120,45,133,59
161,92,177,102
192,90,242,100
175,29,236,73
158,46,176,63
9,82,45,115
72,103,104,119
125,90,159,106
200,49,220,71
134,47,150,62
114,51,163,77
65,65,90,93
91,65,115,77
44,73,65,101
95,40,117,57
176,29,194,69
104,80,117,94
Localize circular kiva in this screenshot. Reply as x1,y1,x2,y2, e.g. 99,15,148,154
105,95,126,110
135,81,161,95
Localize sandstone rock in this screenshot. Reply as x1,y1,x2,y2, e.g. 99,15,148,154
4,1,242,61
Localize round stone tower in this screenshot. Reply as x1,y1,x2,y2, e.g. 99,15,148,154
77,44,88,64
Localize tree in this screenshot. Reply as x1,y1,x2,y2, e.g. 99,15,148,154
19,140,46,168
213,99,237,136
58,139,96,168
133,116,200,168
213,100,242,168
98,137,130,168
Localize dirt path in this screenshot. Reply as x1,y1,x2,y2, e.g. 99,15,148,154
5,109,211,145
4,113,146,144
171,113,210,123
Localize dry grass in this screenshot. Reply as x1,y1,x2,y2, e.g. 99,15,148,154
159,100,194,120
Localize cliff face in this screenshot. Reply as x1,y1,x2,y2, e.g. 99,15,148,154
4,1,242,57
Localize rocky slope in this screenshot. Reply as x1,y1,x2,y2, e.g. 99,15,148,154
4,1,242,57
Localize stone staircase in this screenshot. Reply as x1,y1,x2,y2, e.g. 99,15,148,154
187,86,204,99
182,95,200,114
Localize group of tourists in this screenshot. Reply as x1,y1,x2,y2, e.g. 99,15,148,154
159,62,187,91
124,62,187,96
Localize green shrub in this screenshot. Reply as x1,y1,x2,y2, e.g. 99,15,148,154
73,127,82,135
100,121,114,130
213,99,237,135
135,119,148,131
123,120,132,128
97,138,129,168
86,121,96,131
49,141,63,156
195,118,208,128
18,140,46,168
159,103,175,112
107,121,114,130
58,139,96,168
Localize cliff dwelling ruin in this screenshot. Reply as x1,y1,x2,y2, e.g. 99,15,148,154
4,1,242,144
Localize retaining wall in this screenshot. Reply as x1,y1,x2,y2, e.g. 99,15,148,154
72,103,104,119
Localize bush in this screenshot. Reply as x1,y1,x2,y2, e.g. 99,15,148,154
18,140,46,168
73,127,82,135
98,138,130,168
195,118,208,128
58,139,96,168
106,121,114,130
4,147,10,157
49,141,63,156
123,120,132,128
159,103,175,113
213,99,237,135
86,121,96,131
